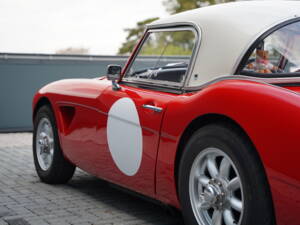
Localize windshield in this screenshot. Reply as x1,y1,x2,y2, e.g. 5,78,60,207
124,29,196,85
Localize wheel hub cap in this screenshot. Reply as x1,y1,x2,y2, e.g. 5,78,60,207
189,148,244,225
39,133,51,154
36,118,54,171
200,178,226,210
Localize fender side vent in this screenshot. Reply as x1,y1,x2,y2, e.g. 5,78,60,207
59,106,75,133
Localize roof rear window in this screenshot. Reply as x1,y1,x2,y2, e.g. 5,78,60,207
241,21,300,77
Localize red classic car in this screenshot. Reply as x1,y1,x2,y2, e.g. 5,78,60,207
32,2,300,225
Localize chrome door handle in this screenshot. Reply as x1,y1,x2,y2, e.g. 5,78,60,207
142,104,163,113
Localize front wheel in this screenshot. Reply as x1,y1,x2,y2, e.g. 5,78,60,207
33,105,76,184
178,124,274,225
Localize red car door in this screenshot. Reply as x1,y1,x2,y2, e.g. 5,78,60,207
93,27,197,198
95,84,176,198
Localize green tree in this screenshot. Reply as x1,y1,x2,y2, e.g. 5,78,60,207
118,18,159,55
164,0,235,14
139,30,195,56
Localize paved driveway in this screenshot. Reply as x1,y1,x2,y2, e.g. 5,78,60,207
0,133,183,225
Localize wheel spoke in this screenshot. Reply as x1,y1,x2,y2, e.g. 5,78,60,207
39,132,45,139
227,177,240,191
48,138,54,149
219,157,230,179
43,154,49,165
197,175,209,201
42,123,48,133
223,209,236,225
44,122,50,131
207,155,219,178
212,209,222,225
230,197,243,212
47,154,52,166
198,175,210,186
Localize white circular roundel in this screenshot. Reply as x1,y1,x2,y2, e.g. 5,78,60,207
107,97,143,176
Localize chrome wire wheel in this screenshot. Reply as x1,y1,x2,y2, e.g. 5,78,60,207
189,147,244,225
36,117,54,171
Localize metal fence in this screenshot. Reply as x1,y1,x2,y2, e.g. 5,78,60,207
0,53,129,132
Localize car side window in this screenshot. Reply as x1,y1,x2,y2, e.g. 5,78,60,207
123,29,196,86
242,21,300,76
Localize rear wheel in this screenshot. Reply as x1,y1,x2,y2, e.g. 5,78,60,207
178,124,274,225
33,105,76,184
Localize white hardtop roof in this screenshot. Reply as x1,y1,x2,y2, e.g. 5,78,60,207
149,1,300,87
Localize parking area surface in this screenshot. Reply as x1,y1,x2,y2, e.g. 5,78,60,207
0,133,183,225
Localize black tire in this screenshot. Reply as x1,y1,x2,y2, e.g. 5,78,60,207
178,123,275,225
33,105,76,184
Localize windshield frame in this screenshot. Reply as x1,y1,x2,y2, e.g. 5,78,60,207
121,24,200,91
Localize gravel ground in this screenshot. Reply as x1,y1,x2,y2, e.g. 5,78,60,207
0,133,183,225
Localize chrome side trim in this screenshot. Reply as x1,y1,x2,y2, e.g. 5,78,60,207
182,75,300,92
56,101,106,115
56,101,159,134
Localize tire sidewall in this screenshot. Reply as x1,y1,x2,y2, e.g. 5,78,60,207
178,124,272,225
33,106,60,178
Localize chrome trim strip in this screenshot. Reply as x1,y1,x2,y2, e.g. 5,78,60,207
160,132,177,141
56,101,159,134
124,77,183,88
182,75,300,92
57,101,106,115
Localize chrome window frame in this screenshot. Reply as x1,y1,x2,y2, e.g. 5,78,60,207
121,22,201,92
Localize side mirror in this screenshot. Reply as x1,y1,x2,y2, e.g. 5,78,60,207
107,64,122,91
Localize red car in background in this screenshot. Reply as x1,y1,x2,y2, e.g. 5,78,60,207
32,2,300,225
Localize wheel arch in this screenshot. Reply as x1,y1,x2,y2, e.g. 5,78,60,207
174,113,276,221
32,96,71,162
33,97,53,121
175,114,249,174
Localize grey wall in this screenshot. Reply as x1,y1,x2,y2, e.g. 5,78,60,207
0,53,187,132
0,53,128,132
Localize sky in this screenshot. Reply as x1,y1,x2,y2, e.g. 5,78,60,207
0,0,167,55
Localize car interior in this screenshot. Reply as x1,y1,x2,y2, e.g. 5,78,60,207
241,21,300,77
129,62,188,83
